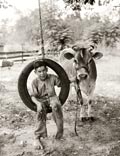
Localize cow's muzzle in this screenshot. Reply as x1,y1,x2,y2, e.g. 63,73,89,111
77,67,88,80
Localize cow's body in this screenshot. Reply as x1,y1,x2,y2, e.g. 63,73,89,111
60,46,103,120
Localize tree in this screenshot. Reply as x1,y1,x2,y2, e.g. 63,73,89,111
80,15,120,47
0,0,13,9
0,19,9,45
6,2,73,52
42,3,73,51
46,21,73,51
63,0,95,11
7,16,32,45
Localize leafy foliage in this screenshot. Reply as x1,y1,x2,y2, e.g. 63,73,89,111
45,20,73,51
6,3,73,52
0,19,9,45
2,0,120,52
0,0,13,9
41,3,73,51
63,0,95,10
82,17,120,47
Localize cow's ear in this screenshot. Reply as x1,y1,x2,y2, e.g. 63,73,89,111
64,53,74,60
92,52,103,60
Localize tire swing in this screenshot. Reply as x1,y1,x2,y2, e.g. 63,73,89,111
18,0,70,113
18,59,70,113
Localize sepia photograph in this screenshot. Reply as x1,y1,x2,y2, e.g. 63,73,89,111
0,0,120,155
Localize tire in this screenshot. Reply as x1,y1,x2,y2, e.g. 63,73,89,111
18,58,70,113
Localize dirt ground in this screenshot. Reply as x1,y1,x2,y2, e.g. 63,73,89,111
0,55,120,156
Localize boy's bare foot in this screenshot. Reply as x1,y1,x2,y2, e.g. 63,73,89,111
34,139,44,150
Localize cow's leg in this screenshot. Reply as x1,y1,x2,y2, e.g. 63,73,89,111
87,92,96,121
88,99,93,117
87,99,96,121
80,104,87,121
86,82,96,121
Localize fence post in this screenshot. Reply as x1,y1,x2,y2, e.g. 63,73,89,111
22,51,24,63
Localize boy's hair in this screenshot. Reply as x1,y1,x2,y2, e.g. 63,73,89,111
33,60,47,70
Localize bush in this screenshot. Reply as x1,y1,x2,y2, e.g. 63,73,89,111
81,17,120,48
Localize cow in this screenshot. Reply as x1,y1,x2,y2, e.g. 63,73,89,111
59,45,103,121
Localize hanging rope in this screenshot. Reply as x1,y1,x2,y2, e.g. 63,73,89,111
74,78,83,136
38,0,45,59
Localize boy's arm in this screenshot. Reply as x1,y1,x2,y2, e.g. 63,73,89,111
31,96,42,112
69,76,76,83
31,80,42,112
54,75,61,87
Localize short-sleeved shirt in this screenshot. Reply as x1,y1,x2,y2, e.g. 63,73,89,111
31,74,61,101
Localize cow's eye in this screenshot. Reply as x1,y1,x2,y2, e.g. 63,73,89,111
74,59,77,64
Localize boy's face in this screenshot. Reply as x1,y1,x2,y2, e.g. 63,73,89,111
35,66,48,81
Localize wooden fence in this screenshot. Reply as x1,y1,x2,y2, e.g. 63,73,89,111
0,50,59,62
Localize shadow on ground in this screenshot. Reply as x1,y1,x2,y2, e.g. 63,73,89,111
0,94,120,156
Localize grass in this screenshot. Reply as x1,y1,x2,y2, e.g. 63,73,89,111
0,54,120,156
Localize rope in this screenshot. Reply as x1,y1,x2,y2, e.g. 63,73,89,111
74,78,83,136
38,0,45,59
74,94,79,136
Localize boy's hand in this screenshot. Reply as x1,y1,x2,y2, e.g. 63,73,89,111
31,97,42,112
37,104,42,112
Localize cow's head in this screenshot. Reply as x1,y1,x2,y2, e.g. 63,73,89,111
63,45,103,80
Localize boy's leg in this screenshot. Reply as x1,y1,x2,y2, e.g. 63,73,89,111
35,111,47,138
34,106,47,149
50,96,63,139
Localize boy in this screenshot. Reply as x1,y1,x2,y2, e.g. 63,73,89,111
31,60,63,150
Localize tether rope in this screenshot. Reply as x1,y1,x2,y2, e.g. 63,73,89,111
74,78,83,136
